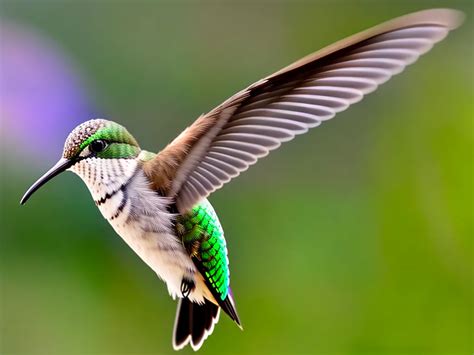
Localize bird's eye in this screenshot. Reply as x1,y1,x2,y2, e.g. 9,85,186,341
89,139,108,153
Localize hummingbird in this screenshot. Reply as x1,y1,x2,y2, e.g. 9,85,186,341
20,9,463,351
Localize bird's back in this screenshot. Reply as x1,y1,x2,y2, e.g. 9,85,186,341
177,199,231,302
175,198,242,348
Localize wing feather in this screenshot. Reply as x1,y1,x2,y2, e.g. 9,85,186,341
142,9,464,212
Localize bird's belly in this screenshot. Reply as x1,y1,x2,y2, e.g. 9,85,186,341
114,221,184,292
96,189,211,303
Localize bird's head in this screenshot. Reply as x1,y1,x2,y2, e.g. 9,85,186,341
21,119,142,204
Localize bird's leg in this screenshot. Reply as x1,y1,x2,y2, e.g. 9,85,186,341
180,277,195,298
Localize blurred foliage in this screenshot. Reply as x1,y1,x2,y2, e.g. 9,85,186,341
0,1,472,354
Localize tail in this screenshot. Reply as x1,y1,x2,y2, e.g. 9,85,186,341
172,298,220,351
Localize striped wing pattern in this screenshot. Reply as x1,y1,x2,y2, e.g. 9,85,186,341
145,9,463,212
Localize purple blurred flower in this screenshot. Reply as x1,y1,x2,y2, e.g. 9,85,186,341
0,21,99,161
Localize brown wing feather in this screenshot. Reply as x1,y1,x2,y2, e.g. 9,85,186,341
143,8,464,212
143,92,249,194
266,8,462,79
143,115,215,194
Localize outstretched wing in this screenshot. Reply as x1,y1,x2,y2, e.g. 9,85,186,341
143,9,463,212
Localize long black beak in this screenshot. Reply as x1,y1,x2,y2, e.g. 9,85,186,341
20,158,74,205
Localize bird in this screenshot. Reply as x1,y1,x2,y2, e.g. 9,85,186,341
20,9,463,351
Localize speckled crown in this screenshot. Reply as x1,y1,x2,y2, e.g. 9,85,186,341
63,119,108,158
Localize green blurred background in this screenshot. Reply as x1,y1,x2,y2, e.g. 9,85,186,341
1,1,472,354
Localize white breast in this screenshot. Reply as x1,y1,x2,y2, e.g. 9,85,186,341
69,157,212,303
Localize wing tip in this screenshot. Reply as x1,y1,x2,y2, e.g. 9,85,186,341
409,8,465,30
386,8,466,30
222,290,243,329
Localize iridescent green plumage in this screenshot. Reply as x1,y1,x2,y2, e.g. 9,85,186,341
63,119,141,160
95,143,140,159
177,199,229,301
79,123,139,150
139,149,230,300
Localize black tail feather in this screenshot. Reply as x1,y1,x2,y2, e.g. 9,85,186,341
173,298,220,351
173,298,192,348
